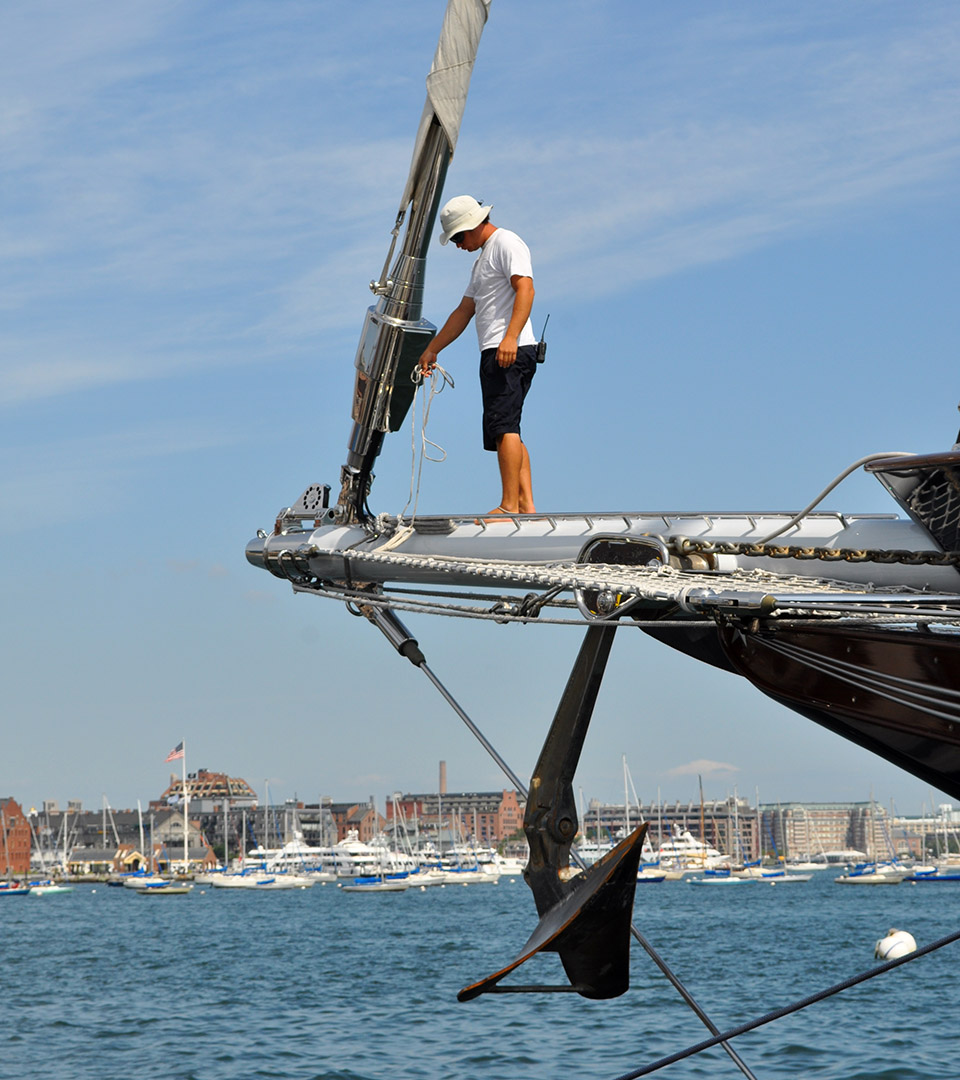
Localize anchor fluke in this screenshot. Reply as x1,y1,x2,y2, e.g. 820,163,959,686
457,822,647,1001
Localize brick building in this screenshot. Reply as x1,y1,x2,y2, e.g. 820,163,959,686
387,789,525,848
1,797,31,876
152,768,258,813
328,799,384,843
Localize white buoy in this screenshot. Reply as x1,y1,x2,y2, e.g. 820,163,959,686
875,928,916,960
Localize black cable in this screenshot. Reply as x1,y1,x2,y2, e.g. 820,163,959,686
610,926,960,1080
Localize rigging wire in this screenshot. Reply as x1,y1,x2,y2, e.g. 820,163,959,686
609,925,960,1080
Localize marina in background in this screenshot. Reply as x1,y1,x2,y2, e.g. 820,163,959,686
6,760,960,889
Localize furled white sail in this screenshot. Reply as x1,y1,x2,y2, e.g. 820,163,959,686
398,0,491,211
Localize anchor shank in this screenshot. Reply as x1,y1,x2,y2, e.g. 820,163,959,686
523,624,618,913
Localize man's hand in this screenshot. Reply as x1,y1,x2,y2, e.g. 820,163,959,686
496,333,518,368
419,346,439,376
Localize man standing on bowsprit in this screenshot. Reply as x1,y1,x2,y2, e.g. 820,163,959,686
419,196,537,517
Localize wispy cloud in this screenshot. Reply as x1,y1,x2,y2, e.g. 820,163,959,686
462,9,960,297
2,3,958,408
666,759,739,779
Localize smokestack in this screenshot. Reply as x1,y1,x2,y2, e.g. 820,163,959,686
439,760,447,795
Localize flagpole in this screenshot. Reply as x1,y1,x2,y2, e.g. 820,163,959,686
182,740,188,877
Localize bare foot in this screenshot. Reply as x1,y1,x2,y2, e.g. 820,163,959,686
474,505,516,525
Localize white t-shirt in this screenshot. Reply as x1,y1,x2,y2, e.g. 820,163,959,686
463,228,537,351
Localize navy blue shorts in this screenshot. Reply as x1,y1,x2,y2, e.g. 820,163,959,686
479,344,537,451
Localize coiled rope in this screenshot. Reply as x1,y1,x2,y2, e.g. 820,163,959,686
380,363,454,553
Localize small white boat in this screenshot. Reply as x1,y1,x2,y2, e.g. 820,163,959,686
636,869,666,883
492,855,526,876
134,881,193,895
834,862,907,885
440,864,499,885
687,875,755,886
735,867,813,883
305,869,337,883
211,872,312,890
341,874,410,893
123,873,167,890
29,881,74,896
408,867,445,887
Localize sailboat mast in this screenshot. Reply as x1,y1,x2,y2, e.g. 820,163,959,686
181,741,188,875
755,786,761,863
698,775,706,866
623,755,630,836
1,809,9,881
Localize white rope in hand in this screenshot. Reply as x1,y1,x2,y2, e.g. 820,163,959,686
390,363,455,538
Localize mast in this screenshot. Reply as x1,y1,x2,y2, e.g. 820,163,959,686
336,0,491,523
28,811,46,876
264,779,270,854
733,788,740,863
755,786,761,863
698,775,706,867
623,755,630,837
182,742,188,876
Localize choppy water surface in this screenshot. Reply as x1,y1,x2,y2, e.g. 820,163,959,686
3,872,959,1079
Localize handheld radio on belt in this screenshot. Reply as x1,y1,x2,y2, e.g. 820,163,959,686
536,313,550,364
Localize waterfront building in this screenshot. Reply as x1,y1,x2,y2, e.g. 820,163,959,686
1,797,31,876
66,845,146,876
891,803,959,860
762,802,898,861
152,768,258,814
388,790,525,848
284,798,338,848
150,767,259,858
328,798,385,844
584,795,759,861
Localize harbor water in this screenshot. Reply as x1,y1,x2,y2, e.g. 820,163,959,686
4,871,959,1079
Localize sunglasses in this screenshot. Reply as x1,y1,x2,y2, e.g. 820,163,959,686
451,231,467,245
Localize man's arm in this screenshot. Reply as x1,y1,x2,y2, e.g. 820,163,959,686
496,275,535,368
419,296,476,374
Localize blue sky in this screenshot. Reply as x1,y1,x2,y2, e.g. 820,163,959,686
3,1,959,819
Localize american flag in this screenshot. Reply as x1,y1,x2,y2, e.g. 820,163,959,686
164,741,184,762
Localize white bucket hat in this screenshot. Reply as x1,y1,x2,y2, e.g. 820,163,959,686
438,195,493,245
